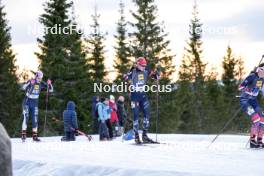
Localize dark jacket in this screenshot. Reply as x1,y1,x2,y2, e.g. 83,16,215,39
117,100,127,121
92,96,98,119
63,101,78,132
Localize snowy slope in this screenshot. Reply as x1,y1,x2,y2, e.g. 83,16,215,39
12,134,264,176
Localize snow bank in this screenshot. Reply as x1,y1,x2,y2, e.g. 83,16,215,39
12,134,264,176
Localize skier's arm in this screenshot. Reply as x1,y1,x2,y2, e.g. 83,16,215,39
21,80,31,90
123,66,135,81
238,74,255,91
41,80,54,93
147,66,160,80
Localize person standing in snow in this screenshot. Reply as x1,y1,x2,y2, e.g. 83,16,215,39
92,96,99,134
61,101,78,141
239,63,264,148
117,96,127,134
109,95,120,137
124,57,160,144
21,71,53,142
97,98,112,141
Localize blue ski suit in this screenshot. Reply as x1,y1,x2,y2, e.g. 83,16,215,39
239,73,264,118
125,67,158,133
21,79,53,132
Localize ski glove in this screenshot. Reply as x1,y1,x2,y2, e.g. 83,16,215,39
47,79,52,85
30,79,36,84
74,129,79,136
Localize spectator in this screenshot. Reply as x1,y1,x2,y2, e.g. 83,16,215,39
61,101,78,141
92,96,99,134
117,96,127,134
109,95,120,137
97,98,112,141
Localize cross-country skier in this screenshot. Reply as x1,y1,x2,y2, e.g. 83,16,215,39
21,71,53,142
124,57,160,144
239,64,264,148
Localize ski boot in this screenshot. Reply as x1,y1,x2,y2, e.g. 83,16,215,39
21,130,26,142
32,131,41,142
142,130,156,144
250,137,259,148
257,138,263,148
135,132,142,144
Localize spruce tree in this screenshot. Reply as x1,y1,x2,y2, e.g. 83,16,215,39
222,45,239,97
85,7,107,83
178,1,206,132
36,0,90,134
181,1,206,83
222,45,246,132
0,3,21,135
114,0,131,82
130,0,175,82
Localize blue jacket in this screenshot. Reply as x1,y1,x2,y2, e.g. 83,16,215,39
22,79,53,99
125,67,159,101
63,101,78,132
96,102,112,121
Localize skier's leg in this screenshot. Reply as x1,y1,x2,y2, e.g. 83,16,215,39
141,97,150,131
21,99,29,140
131,101,141,143
241,97,261,147
140,97,155,143
32,103,39,132
251,100,264,147
31,100,40,141
131,101,139,133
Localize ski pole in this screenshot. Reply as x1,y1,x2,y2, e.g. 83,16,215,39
71,127,92,141
155,64,161,142
43,83,49,137
207,107,242,148
121,101,129,142
52,117,93,141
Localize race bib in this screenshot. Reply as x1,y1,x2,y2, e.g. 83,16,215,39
138,74,144,81
256,80,263,88
32,85,40,94
34,85,40,90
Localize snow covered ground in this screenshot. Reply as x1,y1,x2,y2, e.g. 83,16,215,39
12,134,264,176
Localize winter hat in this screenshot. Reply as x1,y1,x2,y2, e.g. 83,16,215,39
100,97,106,102
35,71,43,79
136,57,147,67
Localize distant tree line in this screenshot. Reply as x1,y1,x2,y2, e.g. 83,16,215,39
0,0,251,136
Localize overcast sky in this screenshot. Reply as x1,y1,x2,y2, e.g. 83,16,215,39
2,0,264,79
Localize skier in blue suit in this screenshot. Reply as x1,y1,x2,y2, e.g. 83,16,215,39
124,57,159,144
21,71,53,142
239,64,264,148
